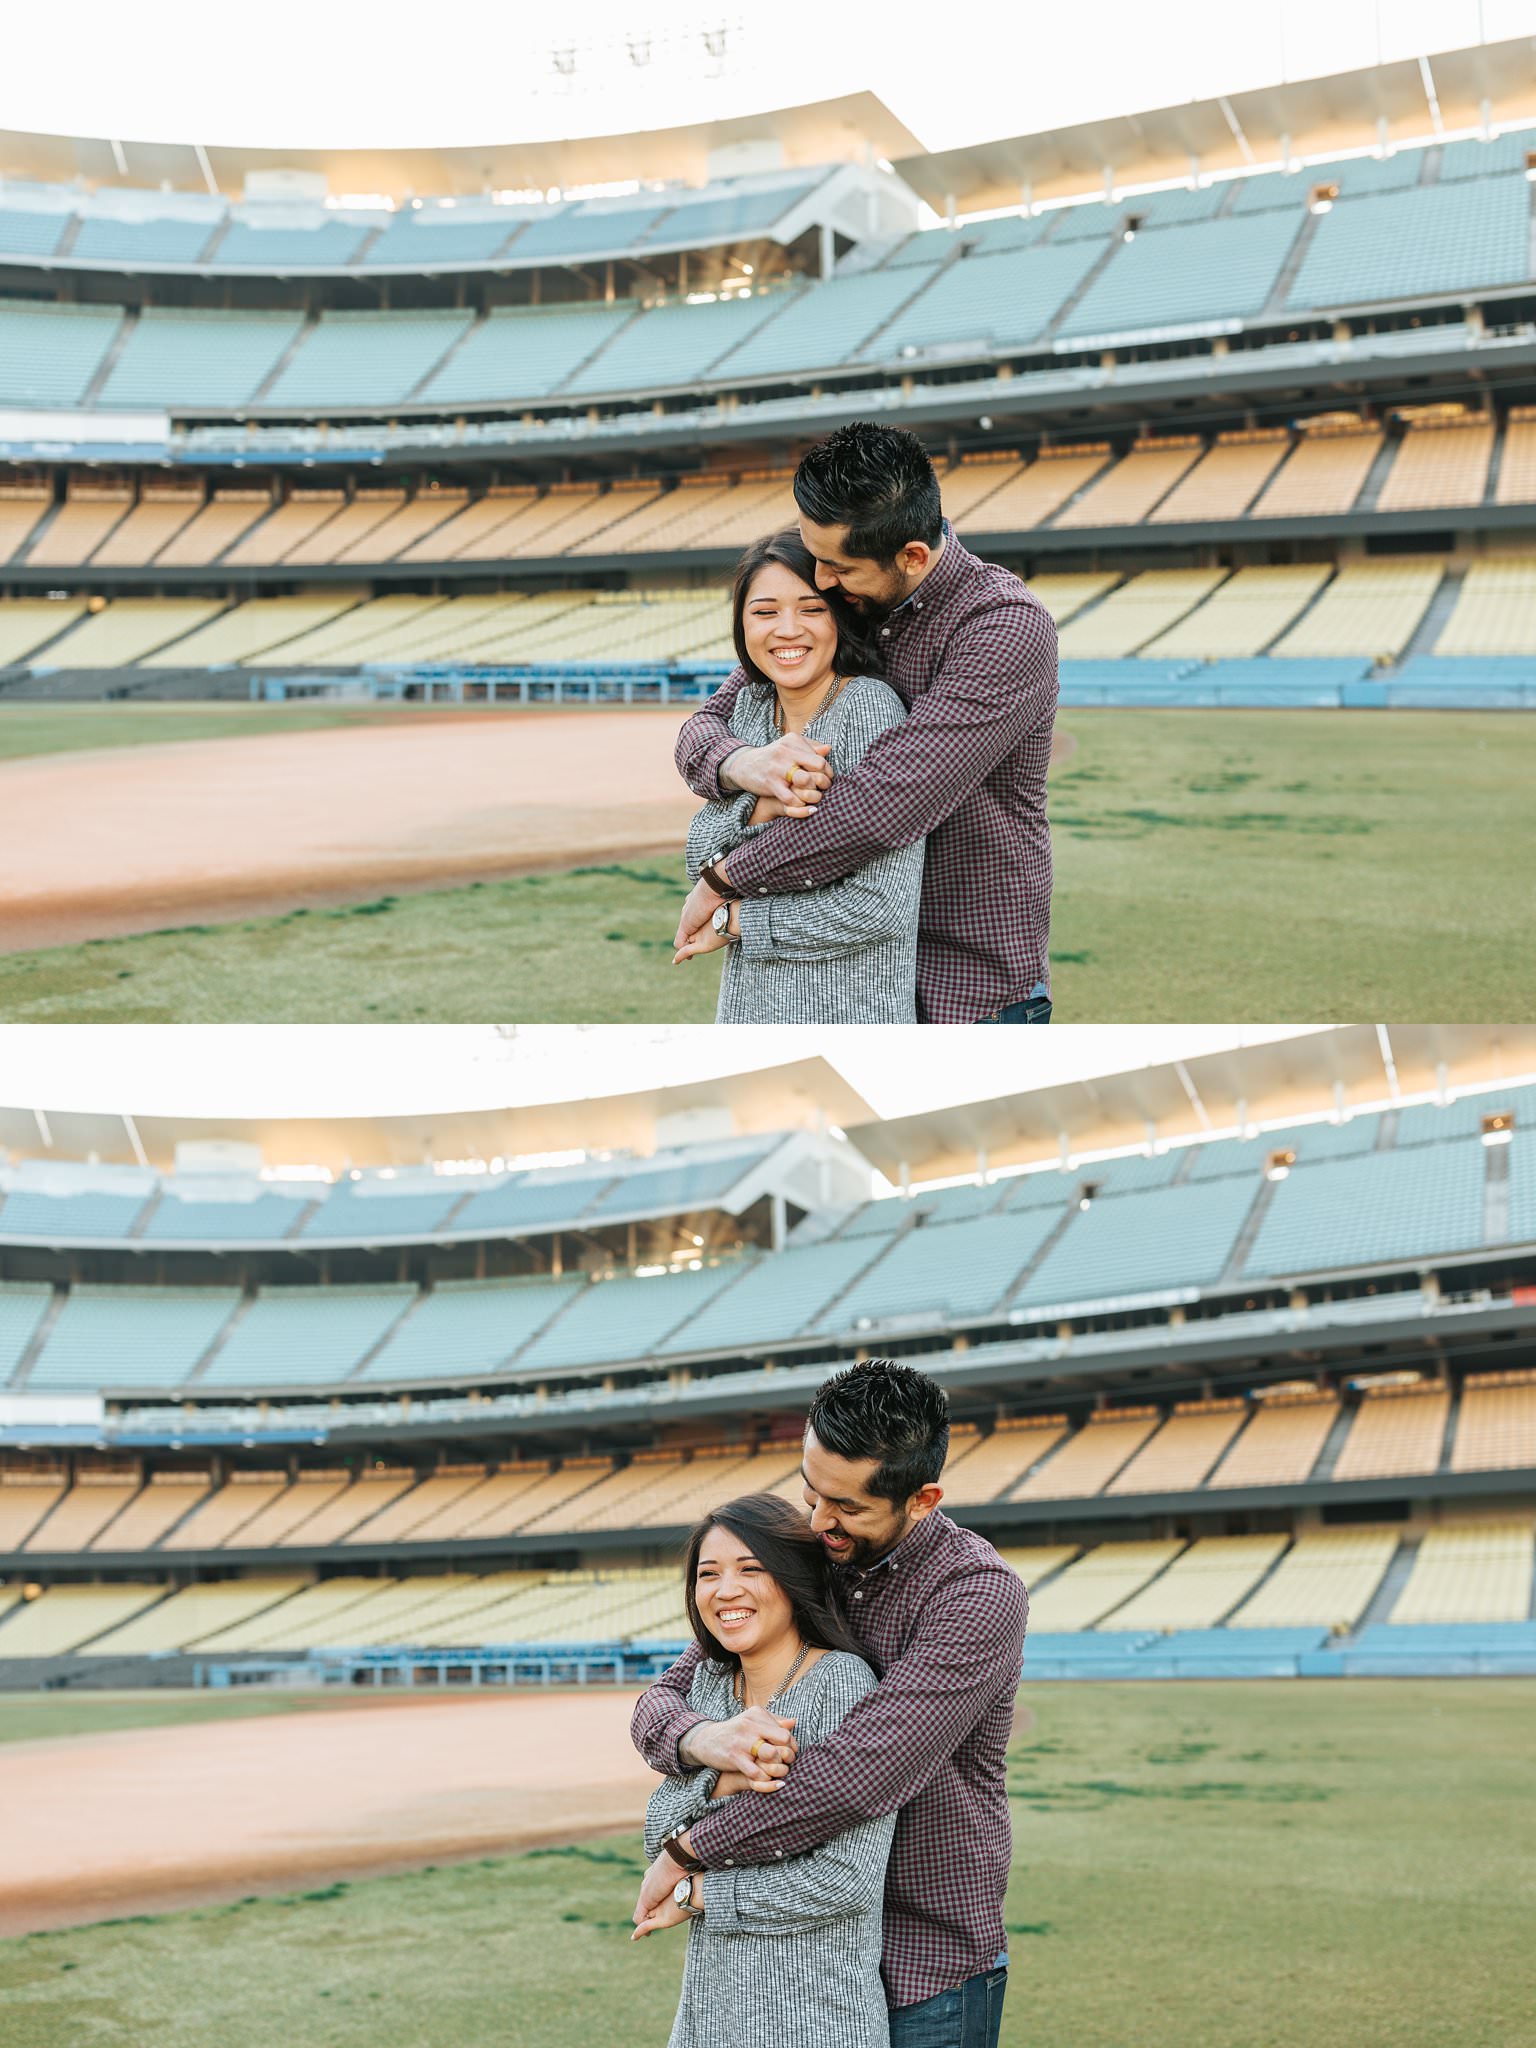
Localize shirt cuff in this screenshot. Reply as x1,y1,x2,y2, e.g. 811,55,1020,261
655,1707,710,1774
697,736,749,801
733,894,776,962
699,1867,743,1935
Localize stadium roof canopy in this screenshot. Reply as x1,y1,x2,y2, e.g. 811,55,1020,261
897,36,1536,216
843,1024,1536,1186
3,1027,1532,1185
0,92,922,203
0,1057,876,1174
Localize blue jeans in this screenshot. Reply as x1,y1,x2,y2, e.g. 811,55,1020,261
888,1960,1009,2048
977,986,1052,1024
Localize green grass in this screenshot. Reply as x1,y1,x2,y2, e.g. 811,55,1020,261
0,702,433,764
1,709,1532,1020
1,1679,1529,2048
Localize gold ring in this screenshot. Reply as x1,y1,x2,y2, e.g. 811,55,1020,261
785,768,795,787
750,1739,763,1760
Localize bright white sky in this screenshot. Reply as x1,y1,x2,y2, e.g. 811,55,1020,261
2,1,1533,156
0,1025,1328,1123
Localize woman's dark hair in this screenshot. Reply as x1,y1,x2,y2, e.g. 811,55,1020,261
793,422,944,567
683,1491,873,1674
808,1357,950,1505
731,527,875,694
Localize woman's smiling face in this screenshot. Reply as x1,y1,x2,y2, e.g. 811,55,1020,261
694,1521,795,1660
742,560,839,697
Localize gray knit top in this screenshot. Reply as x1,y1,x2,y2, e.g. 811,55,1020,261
643,1649,894,2048
685,674,923,1024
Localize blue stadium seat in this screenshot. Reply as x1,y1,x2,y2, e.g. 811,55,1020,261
0,1282,54,1386
359,1276,583,1381
1288,178,1532,308
28,1286,241,1390
1060,211,1303,339
419,303,637,404
72,216,218,264
1016,1178,1259,1306
98,308,305,410
867,243,1104,357
265,309,472,407
564,292,788,395
0,299,123,406
214,220,371,267
0,207,69,258
1244,1140,1489,1277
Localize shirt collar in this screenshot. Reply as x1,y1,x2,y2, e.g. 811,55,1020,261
843,1505,951,1586
883,518,965,622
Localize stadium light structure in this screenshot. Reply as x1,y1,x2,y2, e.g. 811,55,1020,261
1481,1114,1514,1146
1308,181,1338,214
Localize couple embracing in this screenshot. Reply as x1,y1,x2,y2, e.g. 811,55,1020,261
671,422,1059,1025
628,1358,1028,2048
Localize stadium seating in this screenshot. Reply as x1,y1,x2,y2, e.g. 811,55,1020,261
1432,555,1536,656
0,1283,53,1379
140,592,366,667
1207,1393,1338,1488
84,1578,307,1655
361,213,519,268
959,449,1110,530
358,1277,581,1383
869,242,1106,357
1148,431,1293,522
87,488,205,567
1452,1370,1536,1470
0,483,52,563
25,485,133,568
98,308,305,410
0,1583,167,1656
153,490,274,568
419,303,637,405
710,272,919,380
195,1287,416,1390
215,1474,355,1547
89,1472,211,1550
938,1416,1071,1503
1024,1539,1187,1630
1016,1175,1256,1305
1105,1400,1249,1493
37,597,225,666
1388,1517,1536,1623
1142,564,1332,658
21,1475,140,1550
1060,210,1302,337
1053,439,1203,528
264,308,472,408
1012,1410,1161,1500
26,1286,241,1391
512,1263,745,1374
0,1474,66,1551
0,299,122,405
1288,177,1532,308
1249,426,1382,518
1269,560,1445,659
566,294,786,395
1227,1526,1400,1628
1022,572,1123,622
817,1209,1066,1328
1098,1534,1290,1630
158,1471,290,1550
1375,417,1494,510
1055,568,1228,656
1244,1143,1486,1276
1332,1383,1451,1481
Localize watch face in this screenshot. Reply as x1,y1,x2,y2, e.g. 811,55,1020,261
712,904,730,934
673,1878,694,1908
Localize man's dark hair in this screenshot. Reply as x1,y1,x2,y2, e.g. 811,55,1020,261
807,1357,950,1505
793,423,944,568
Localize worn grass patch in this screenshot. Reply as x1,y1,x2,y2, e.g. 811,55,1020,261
0,1680,1529,2048
0,709,1532,1020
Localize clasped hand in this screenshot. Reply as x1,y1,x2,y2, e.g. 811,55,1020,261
630,1708,799,1937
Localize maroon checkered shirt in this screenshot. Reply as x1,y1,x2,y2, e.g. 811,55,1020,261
676,526,1058,1023
630,1509,1028,2011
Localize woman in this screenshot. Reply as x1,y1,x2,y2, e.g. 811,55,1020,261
631,1491,894,2048
673,531,922,1023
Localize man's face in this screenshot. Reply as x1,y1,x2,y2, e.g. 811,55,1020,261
801,1426,912,1568
798,514,913,615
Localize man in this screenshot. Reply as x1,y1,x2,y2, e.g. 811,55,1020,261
630,1359,1029,2048
672,421,1058,1024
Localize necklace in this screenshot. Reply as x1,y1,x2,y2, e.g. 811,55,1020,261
773,672,845,735
734,1636,813,1711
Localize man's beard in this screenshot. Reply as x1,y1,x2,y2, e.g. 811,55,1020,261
823,1520,904,1569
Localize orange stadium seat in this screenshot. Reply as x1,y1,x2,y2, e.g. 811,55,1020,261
1053,437,1203,528
1375,416,1494,511
1249,423,1382,518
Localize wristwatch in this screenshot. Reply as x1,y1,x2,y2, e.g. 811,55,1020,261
672,1876,704,1918
711,903,737,941
699,858,741,903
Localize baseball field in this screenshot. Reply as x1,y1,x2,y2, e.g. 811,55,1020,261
0,703,1532,1021
0,1676,1529,2048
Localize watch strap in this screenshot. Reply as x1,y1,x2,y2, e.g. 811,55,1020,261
660,1824,706,1874
699,858,742,903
